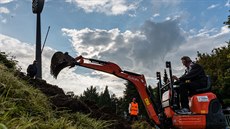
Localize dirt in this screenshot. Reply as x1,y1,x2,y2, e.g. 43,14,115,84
15,71,131,129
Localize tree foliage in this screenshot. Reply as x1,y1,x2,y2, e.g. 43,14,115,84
80,86,99,103
196,42,230,107
99,86,112,107
80,85,119,114
0,51,17,69
223,10,230,28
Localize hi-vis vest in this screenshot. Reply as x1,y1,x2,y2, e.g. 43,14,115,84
130,102,138,115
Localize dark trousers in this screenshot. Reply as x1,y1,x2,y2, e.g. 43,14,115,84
178,81,206,109
129,114,138,121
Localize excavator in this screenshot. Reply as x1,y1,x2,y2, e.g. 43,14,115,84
50,51,226,129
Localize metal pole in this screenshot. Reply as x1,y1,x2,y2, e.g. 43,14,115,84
36,13,42,79
41,26,50,53
116,103,118,115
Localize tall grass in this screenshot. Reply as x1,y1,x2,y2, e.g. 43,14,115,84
131,121,156,129
0,63,111,129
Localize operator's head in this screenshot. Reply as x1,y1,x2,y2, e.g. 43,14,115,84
181,56,192,67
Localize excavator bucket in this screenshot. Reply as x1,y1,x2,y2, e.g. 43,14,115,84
50,51,76,78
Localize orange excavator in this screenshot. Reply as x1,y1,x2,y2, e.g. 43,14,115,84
50,51,226,129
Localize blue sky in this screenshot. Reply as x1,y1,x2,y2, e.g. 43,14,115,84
0,0,230,97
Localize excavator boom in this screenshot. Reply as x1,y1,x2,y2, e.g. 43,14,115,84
50,51,161,126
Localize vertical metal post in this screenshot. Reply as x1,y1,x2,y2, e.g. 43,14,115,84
116,103,118,115
156,72,162,100
36,13,42,79
32,0,44,79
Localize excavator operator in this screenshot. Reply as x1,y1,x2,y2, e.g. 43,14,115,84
172,56,207,114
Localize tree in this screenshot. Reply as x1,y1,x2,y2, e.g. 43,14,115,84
0,52,17,69
98,86,112,108
110,94,119,115
79,86,99,103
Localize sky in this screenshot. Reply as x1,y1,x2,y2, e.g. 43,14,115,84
0,0,230,97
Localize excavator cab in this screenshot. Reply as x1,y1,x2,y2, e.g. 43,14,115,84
156,61,226,129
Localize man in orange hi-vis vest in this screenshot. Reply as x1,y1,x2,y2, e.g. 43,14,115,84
128,98,139,121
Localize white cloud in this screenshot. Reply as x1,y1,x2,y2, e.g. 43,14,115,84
62,28,120,58
65,0,138,15
0,0,13,4
62,20,186,81
165,17,171,20
153,13,159,17
207,4,219,10
225,0,230,7
0,7,10,14
210,26,230,38
1,18,6,23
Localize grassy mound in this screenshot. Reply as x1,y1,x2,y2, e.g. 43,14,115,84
0,64,111,129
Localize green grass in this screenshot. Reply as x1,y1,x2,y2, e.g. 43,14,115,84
131,120,156,129
0,64,111,129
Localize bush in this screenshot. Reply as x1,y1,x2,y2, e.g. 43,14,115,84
0,52,17,69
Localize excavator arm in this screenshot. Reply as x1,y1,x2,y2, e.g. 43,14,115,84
50,51,160,126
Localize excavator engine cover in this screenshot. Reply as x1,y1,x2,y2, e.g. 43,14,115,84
50,51,76,78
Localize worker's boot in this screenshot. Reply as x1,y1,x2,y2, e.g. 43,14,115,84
176,108,191,114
